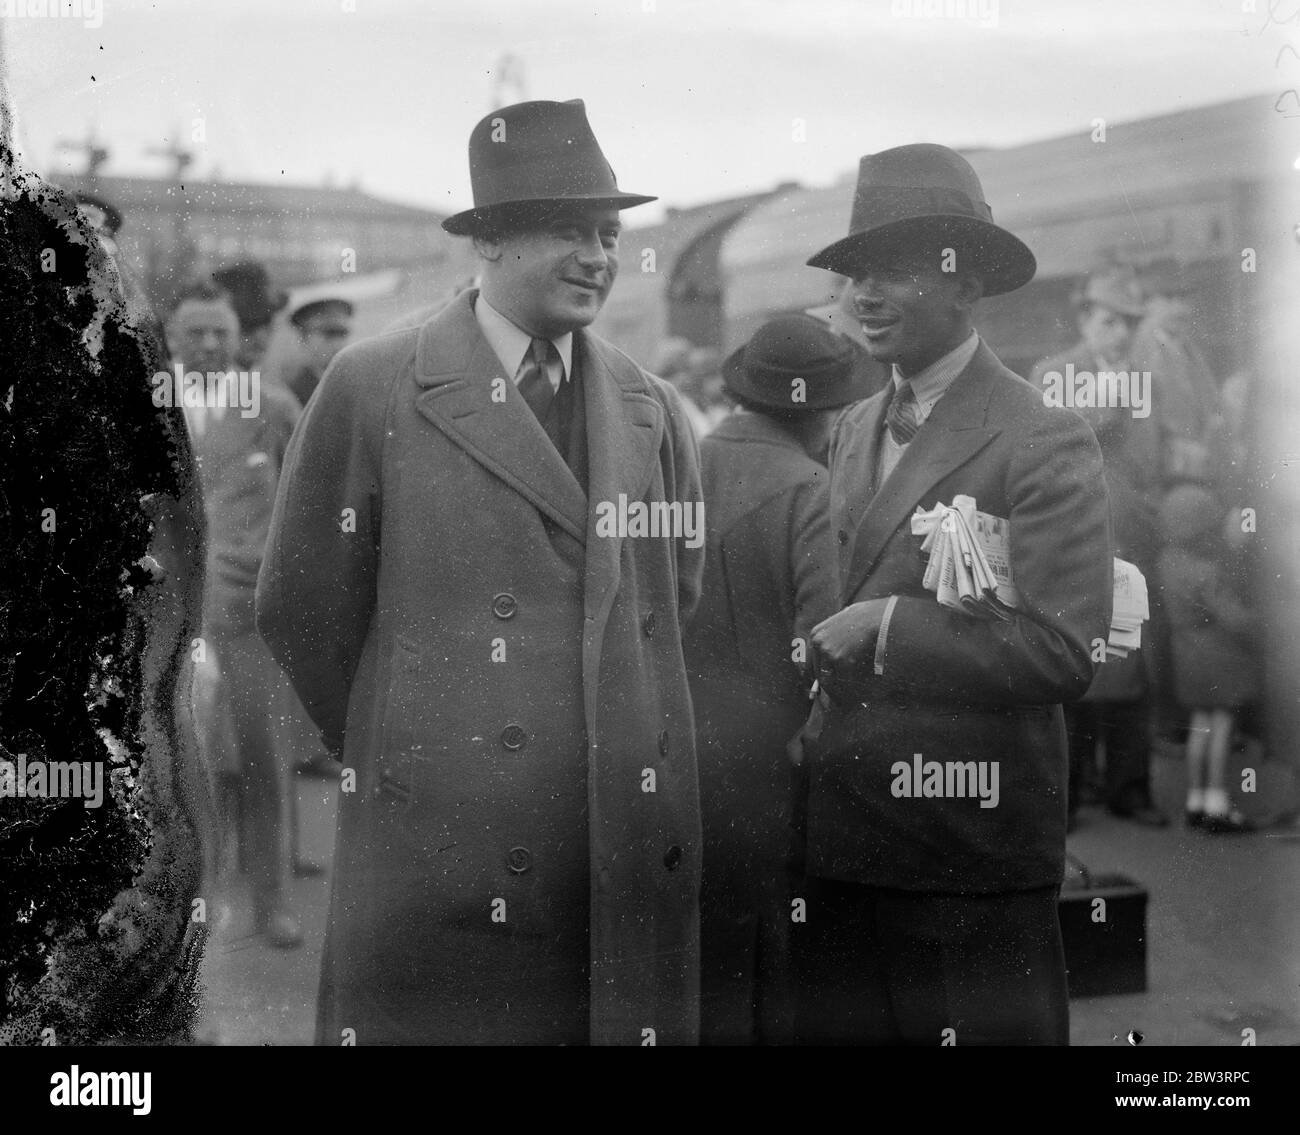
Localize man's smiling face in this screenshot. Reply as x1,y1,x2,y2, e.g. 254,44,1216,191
848,243,980,376
476,204,622,338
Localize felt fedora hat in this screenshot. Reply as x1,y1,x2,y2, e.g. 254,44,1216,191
212,260,288,329
723,314,875,412
442,99,656,236
807,143,1036,296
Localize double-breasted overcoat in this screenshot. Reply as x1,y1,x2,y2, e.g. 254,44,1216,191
256,290,705,1045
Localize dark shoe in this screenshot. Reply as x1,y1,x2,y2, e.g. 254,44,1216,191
1201,809,1254,835
293,856,326,878
1184,808,1205,829
1108,804,1169,828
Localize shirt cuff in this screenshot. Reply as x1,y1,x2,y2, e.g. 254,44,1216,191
873,595,900,677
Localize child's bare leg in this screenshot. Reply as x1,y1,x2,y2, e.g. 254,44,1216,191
1185,709,1212,817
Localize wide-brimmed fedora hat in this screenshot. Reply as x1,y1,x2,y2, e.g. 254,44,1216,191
807,143,1036,296
723,314,875,412
442,99,656,236
211,260,288,330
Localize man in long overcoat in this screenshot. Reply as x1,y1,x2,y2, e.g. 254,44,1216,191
795,145,1113,1045
683,314,871,1044
256,100,705,1045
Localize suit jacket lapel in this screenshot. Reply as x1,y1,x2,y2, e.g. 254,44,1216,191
831,389,891,599
579,332,664,616
841,343,1003,602
413,291,588,542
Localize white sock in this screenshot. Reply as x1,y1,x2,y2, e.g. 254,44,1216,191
1203,787,1230,817
1185,788,1205,813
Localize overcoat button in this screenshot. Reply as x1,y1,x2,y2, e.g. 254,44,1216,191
642,610,656,637
658,729,669,756
507,846,532,874
501,724,528,751
492,592,518,619
663,845,683,871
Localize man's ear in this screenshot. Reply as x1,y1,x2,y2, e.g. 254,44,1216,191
955,272,984,310
471,232,504,263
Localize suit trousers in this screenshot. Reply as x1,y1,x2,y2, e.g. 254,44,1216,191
793,877,1069,1045
1066,699,1153,816
213,627,292,910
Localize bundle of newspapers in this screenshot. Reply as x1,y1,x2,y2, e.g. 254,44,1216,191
911,496,1148,656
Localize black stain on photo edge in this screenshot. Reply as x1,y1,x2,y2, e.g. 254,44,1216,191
0,151,212,1045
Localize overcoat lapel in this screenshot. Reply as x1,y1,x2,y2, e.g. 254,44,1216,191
577,331,664,649
412,291,589,542
840,344,1003,602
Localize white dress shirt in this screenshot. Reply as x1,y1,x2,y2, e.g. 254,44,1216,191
474,293,572,393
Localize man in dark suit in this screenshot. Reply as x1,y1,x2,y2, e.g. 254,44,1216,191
794,144,1113,1045
684,314,873,1044
257,100,705,1045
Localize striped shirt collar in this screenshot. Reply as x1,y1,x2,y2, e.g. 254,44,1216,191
890,329,979,421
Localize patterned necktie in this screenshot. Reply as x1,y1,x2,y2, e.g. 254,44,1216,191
885,382,921,445
517,337,560,423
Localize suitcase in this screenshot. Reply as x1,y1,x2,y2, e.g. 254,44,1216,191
1058,855,1148,998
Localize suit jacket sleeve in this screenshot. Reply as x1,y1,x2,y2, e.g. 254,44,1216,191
255,348,385,747
875,406,1113,705
651,376,706,628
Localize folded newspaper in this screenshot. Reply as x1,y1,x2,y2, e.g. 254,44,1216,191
910,496,1148,656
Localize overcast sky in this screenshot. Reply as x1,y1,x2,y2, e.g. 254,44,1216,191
0,0,1286,222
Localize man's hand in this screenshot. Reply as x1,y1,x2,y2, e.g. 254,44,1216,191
809,599,891,701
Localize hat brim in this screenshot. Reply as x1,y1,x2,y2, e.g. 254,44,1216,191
442,192,657,236
722,344,876,412
807,215,1036,297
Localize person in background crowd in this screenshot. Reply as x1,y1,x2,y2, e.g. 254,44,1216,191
168,279,305,948
684,314,872,1045
284,297,354,409
1032,268,1167,828
71,189,124,259
257,98,706,1044
1133,289,1220,485
651,336,704,433
212,260,288,370
72,189,161,340
795,143,1111,1045
651,336,692,381
678,346,731,436
1157,485,1259,833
